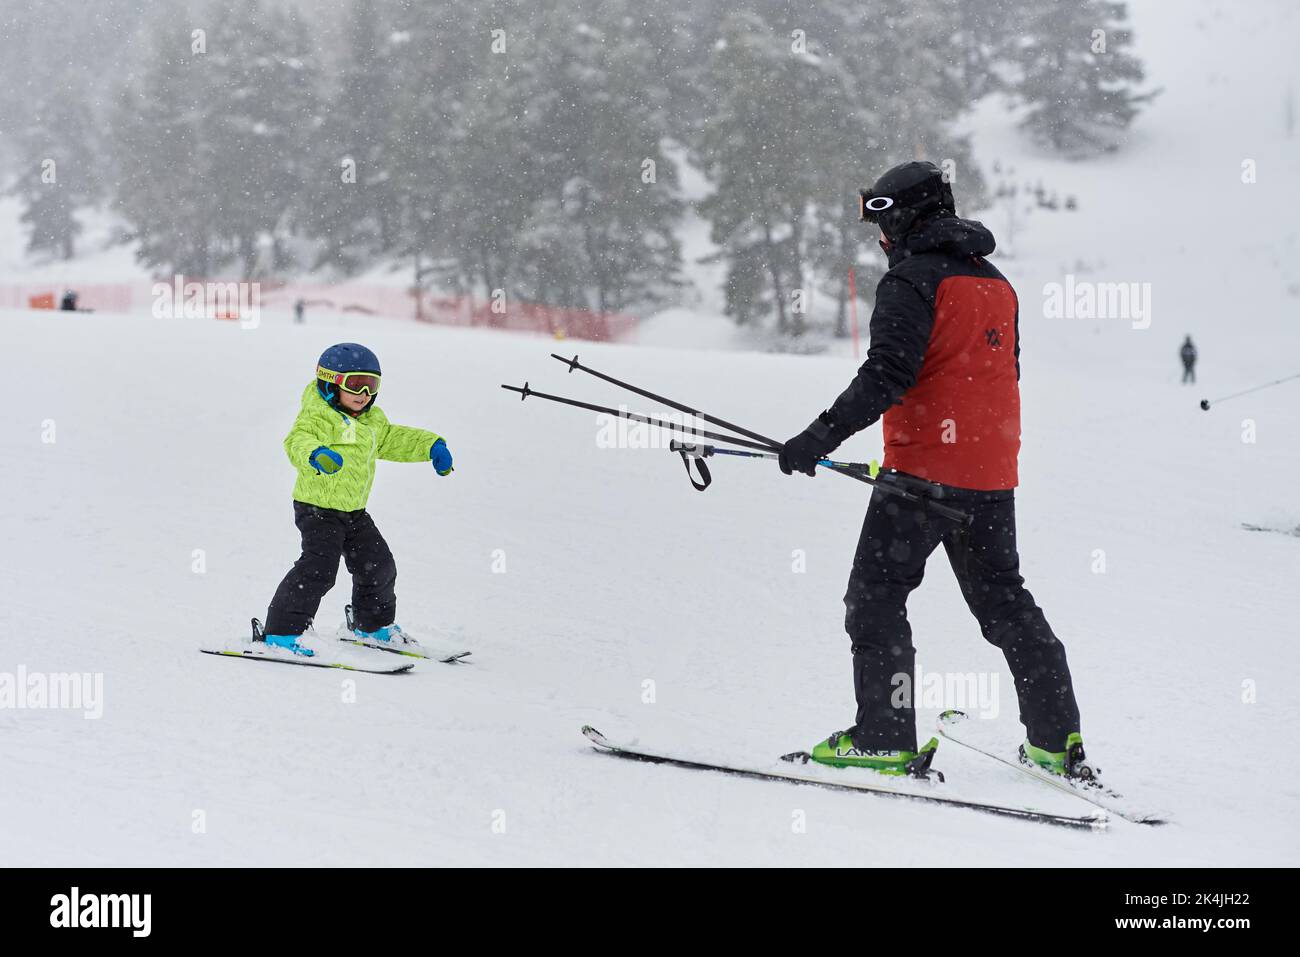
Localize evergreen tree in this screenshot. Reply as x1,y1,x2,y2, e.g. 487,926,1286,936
111,27,224,276
307,0,401,273
9,84,98,259
203,0,322,276
519,0,684,313
1011,0,1156,156
693,12,829,334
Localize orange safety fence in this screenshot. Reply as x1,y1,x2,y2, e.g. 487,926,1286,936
0,280,637,343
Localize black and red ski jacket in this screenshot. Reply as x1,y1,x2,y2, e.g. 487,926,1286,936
825,215,1022,491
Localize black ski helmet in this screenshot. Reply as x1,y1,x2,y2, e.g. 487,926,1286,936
859,161,955,241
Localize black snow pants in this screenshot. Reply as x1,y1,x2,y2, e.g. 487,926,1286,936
844,470,1080,753
265,502,397,636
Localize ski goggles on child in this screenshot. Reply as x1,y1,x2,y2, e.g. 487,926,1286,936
317,365,381,395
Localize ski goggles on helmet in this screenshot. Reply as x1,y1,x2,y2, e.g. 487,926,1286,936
317,365,381,395
858,190,895,223
859,176,951,224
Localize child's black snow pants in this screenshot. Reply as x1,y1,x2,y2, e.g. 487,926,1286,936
265,502,397,636
844,470,1081,753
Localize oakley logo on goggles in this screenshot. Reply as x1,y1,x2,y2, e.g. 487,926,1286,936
859,176,948,223
317,365,381,395
858,193,895,221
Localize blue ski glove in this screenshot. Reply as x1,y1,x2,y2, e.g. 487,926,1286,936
430,438,453,476
309,446,344,475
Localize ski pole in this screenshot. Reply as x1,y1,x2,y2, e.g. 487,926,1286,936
506,363,972,524
669,440,880,476
501,382,777,452
667,439,881,493
669,442,972,523
1200,371,1300,410
550,352,884,490
668,441,971,522
552,353,783,450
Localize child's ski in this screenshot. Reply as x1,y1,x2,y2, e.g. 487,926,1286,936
200,619,414,674
337,633,471,663
200,644,413,674
336,605,472,663
936,711,1166,825
582,726,1107,830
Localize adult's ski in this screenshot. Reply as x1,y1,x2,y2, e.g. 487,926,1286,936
582,726,1107,830
936,711,1166,825
1241,522,1300,538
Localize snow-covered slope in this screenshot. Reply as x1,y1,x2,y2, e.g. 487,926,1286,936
1,0,1297,866
0,297,1295,865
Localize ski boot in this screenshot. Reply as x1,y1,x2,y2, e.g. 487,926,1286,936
1021,733,1099,783
344,604,412,648
807,729,940,778
251,618,315,657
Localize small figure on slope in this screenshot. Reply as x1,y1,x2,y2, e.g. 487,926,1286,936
1180,335,1197,384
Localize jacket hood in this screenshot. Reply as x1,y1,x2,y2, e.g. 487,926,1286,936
887,214,997,266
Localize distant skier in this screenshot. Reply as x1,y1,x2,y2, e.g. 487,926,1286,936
1180,335,1197,384
258,342,454,657
778,161,1088,780
59,290,79,311
294,299,305,324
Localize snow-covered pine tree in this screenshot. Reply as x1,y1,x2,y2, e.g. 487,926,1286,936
1010,0,1156,156
8,84,98,259
202,0,321,276
518,0,684,315
111,26,224,277
307,0,401,274
693,11,829,336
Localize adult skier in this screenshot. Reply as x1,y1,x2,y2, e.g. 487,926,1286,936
778,161,1087,779
1180,335,1197,384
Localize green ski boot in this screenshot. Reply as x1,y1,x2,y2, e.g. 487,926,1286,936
1021,732,1099,782
809,730,939,777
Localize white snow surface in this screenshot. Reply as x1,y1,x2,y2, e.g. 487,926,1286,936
1,297,1296,865
1,0,1298,865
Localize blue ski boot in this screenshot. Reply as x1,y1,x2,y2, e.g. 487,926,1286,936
252,618,314,657
345,604,410,647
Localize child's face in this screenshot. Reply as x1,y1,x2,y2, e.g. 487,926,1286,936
339,389,372,413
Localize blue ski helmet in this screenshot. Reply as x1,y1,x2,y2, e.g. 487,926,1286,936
316,342,381,409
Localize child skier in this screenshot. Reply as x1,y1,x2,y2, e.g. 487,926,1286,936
257,342,453,657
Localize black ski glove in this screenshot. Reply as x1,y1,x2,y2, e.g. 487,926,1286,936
778,412,843,476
